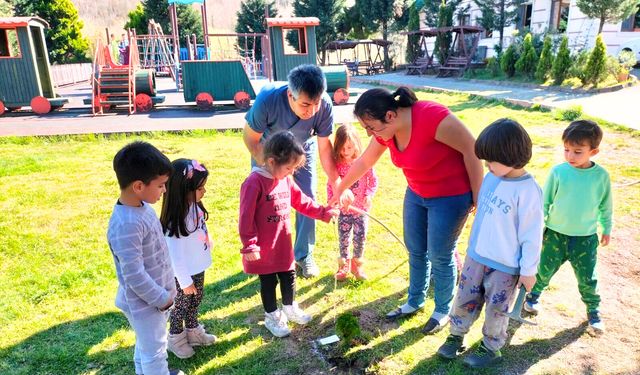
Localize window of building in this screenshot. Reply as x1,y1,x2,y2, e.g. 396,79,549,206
621,5,640,31
555,1,570,33
518,3,533,30
0,28,21,58
282,27,307,55
459,14,470,26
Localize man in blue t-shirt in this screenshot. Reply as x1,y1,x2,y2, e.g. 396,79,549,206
243,64,339,278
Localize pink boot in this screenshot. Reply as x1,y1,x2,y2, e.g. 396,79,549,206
351,257,367,280
335,258,350,281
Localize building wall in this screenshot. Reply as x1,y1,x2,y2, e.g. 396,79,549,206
446,0,640,57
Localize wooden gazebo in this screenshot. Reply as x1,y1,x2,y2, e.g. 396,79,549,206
402,28,439,75
403,25,484,77
324,39,392,76
436,25,484,77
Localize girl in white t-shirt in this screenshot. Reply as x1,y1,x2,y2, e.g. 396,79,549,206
160,158,216,359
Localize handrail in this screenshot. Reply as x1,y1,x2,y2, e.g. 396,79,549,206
91,39,107,116
128,33,139,115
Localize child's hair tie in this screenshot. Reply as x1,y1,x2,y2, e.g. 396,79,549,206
183,159,206,179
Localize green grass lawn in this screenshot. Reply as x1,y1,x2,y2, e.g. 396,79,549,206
1,91,639,375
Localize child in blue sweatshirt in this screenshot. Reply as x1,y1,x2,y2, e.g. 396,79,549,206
436,118,544,369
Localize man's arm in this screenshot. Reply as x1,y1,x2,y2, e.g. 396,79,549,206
243,123,264,165
317,135,339,190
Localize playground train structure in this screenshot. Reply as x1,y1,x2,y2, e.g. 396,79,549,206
0,15,350,117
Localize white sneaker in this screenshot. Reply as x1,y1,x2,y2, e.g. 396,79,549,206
264,309,291,337
283,302,312,325
587,311,605,336
186,324,217,346
523,294,541,315
167,331,195,359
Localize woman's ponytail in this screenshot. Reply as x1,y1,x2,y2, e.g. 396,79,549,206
393,87,418,108
354,86,417,122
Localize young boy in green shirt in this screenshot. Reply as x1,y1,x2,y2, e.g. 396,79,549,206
525,120,612,336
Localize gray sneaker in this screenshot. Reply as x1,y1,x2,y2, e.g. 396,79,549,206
296,254,319,278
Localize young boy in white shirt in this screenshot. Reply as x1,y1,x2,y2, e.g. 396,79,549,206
437,118,544,369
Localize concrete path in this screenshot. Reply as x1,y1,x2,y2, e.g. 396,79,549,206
352,71,640,130
1,71,638,136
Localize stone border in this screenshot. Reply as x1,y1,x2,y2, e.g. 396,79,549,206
459,75,637,94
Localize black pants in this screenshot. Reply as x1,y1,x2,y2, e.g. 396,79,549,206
259,270,296,313
169,271,205,334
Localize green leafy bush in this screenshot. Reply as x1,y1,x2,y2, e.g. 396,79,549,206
553,105,583,121
336,312,362,348
583,34,608,86
501,44,518,78
618,50,637,70
486,56,501,77
536,35,554,81
552,37,572,85
568,50,590,83
516,33,539,78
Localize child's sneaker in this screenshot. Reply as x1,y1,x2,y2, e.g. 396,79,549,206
523,292,541,315
437,334,466,359
351,257,367,280
168,330,195,359
264,309,291,337
587,311,605,336
283,302,312,325
186,324,217,346
335,257,350,281
462,341,502,368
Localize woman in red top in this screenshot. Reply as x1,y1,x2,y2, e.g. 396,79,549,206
330,87,483,335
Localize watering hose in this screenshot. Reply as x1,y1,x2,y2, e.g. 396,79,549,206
345,206,408,254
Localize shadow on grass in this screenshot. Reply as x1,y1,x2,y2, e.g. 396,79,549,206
0,311,133,375
408,322,587,375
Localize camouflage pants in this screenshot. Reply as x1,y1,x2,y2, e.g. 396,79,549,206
531,228,600,314
449,256,518,352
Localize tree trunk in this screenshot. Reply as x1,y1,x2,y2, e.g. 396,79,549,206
321,48,326,66
499,0,505,52
599,16,605,34
383,20,390,70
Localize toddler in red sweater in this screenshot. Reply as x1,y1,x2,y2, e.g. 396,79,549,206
239,131,339,337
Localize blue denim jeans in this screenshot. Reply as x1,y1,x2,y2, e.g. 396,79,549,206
403,188,472,315
292,139,318,261
251,138,318,262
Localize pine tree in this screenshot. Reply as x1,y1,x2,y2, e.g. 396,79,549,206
584,34,608,86
142,0,202,42
535,35,553,81
125,4,148,35
515,33,538,78
0,0,13,16
291,0,345,65
434,1,461,65
552,36,571,85
473,0,526,51
177,4,203,42
356,0,402,69
13,0,90,63
577,0,640,34
406,1,422,64
336,3,376,40
500,43,518,77
235,0,278,61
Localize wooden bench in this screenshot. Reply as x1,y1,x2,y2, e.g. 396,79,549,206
406,56,433,75
345,61,370,76
366,62,384,75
